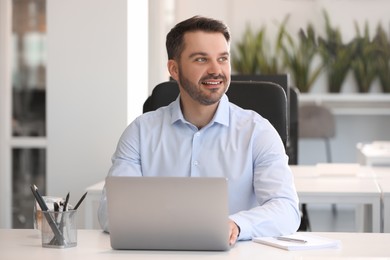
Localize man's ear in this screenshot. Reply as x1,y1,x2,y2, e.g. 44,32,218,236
167,59,179,81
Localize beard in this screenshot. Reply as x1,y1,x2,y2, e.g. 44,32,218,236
178,67,229,106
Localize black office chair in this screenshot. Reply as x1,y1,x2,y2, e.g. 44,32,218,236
287,86,299,165
231,75,299,164
143,80,287,146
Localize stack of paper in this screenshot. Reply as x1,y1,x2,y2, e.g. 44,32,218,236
253,233,341,251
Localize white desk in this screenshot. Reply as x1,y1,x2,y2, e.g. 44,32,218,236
377,178,390,233
84,181,105,229
1,229,390,259
373,168,390,233
295,177,381,232
290,165,382,233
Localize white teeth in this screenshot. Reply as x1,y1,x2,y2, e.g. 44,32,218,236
203,81,220,85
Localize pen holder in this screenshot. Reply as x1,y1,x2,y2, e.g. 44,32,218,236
34,196,64,230
41,210,77,248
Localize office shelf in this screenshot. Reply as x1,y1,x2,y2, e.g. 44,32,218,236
299,94,390,116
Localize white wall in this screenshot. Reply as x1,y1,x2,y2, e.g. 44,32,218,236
128,1,149,121
47,0,148,226
148,0,173,93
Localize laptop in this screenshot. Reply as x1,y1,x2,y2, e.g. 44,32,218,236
105,176,230,251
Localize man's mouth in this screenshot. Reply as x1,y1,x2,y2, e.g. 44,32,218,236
201,80,223,86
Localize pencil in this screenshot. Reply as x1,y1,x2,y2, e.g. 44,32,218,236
74,192,88,210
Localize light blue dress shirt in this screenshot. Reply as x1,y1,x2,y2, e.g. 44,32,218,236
98,94,300,240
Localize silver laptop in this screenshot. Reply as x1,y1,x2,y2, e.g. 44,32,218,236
105,176,230,251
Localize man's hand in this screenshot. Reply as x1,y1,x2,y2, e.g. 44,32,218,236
228,220,240,245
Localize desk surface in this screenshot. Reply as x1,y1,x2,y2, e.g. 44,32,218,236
290,165,381,199
290,164,380,178
1,229,390,259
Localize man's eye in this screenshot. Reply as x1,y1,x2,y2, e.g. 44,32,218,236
218,57,229,62
195,57,207,62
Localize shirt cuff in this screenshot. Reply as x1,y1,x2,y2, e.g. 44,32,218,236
229,215,252,241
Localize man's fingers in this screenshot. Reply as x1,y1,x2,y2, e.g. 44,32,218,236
228,220,239,245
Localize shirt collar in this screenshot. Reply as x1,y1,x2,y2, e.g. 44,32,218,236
170,94,230,127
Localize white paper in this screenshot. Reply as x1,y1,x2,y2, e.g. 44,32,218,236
253,233,341,251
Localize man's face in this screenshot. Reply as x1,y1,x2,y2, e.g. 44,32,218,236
171,31,231,106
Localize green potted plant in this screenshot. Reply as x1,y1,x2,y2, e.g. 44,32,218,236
373,24,390,93
255,16,289,75
317,10,356,93
280,23,323,93
350,22,379,93
232,16,288,75
231,25,262,74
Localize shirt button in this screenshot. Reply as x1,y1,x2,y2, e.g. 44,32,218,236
194,161,199,166
196,132,201,137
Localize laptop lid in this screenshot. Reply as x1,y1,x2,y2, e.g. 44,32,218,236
106,176,230,251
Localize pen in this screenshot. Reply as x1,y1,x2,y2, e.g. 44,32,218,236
31,184,49,211
276,236,307,244
63,192,70,211
74,192,88,210
54,202,60,212
30,185,65,245
53,194,68,245
54,202,60,225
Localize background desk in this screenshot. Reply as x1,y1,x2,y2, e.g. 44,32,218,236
374,168,390,232
294,176,381,232
84,181,105,229
1,229,390,259
291,165,382,232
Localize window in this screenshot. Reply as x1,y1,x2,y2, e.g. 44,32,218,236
11,0,46,228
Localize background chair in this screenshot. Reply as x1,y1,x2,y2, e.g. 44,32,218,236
144,80,288,146
298,103,335,227
299,104,335,163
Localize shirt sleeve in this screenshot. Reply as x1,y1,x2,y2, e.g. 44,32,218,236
98,120,143,232
229,120,301,240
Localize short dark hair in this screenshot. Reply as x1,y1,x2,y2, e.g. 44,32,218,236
166,16,231,60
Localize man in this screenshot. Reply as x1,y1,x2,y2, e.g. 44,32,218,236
98,16,300,245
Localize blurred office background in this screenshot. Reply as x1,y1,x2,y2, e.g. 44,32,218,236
0,0,389,229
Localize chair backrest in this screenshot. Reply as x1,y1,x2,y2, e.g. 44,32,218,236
143,80,288,146
231,74,298,165
287,87,299,165
298,104,335,139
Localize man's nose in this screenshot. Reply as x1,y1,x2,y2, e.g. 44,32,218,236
207,60,222,75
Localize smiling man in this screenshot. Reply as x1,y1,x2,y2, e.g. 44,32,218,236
98,16,300,245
